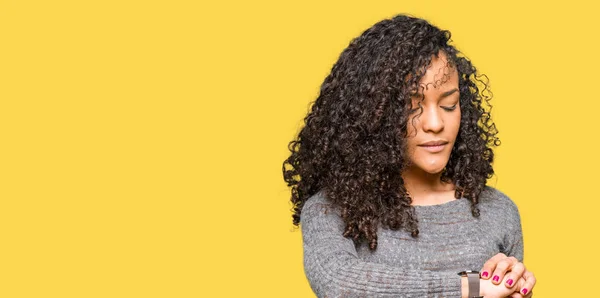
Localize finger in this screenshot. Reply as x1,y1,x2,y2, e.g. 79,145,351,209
491,256,518,285
480,253,507,279
503,262,526,289
519,271,536,296
510,290,533,298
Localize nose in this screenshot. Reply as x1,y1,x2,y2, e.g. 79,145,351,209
421,106,444,133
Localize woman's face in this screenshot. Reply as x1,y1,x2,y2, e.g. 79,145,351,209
405,52,461,175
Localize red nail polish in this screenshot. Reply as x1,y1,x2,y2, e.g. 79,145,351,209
481,271,488,278
522,288,528,295
493,275,499,282
506,279,513,286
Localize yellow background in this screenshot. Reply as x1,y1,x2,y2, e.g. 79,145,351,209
1,1,598,297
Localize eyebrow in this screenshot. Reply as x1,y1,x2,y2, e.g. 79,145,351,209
410,88,459,99
440,88,459,98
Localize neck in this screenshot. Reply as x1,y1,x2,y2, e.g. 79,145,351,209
401,166,455,205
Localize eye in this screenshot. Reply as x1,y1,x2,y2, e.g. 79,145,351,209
409,99,422,114
409,107,421,114
441,104,458,111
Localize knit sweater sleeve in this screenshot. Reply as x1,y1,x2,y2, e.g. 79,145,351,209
300,194,462,298
497,191,524,262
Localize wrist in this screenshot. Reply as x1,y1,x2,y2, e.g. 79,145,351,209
461,276,468,298
457,270,483,298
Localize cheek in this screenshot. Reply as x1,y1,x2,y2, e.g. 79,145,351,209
454,112,462,133
404,132,418,157
448,111,461,136
406,117,420,138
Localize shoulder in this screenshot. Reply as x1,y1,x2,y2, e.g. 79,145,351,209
302,190,329,208
479,186,517,207
478,186,521,219
300,190,341,224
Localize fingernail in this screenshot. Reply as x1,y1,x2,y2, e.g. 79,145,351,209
522,288,528,295
493,275,500,282
481,271,488,278
506,279,513,286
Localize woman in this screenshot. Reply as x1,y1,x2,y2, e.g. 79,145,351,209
283,14,536,297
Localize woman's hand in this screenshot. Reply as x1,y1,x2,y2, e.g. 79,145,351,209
480,253,536,296
480,275,533,298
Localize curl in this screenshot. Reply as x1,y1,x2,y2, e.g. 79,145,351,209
283,14,499,250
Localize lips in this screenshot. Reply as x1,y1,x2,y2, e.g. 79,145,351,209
418,140,449,147
418,140,449,153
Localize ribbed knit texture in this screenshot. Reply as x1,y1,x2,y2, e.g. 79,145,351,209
300,186,523,297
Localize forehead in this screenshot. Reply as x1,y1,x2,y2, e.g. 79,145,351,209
416,52,458,92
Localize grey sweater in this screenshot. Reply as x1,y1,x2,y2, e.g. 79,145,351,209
300,186,523,297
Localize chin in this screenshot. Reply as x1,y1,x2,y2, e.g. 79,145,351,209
417,161,448,175
424,167,445,175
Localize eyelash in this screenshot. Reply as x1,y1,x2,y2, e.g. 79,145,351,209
441,104,458,111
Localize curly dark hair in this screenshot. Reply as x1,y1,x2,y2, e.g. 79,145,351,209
282,14,500,250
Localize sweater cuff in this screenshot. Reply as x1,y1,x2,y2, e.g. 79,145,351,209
441,270,463,297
